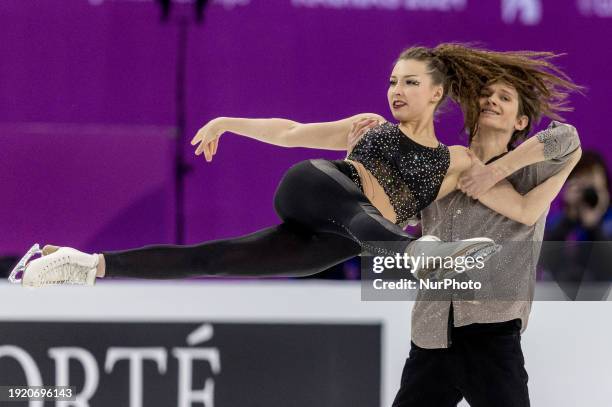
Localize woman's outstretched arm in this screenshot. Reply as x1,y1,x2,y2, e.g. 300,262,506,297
468,147,582,226
191,113,385,161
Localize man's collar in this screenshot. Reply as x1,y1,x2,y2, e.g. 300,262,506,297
484,150,510,165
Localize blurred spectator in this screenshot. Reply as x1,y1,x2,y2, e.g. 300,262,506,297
541,151,612,286
546,150,612,241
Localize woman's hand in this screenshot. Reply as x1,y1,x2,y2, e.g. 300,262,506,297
458,150,501,198
191,118,225,162
346,117,382,156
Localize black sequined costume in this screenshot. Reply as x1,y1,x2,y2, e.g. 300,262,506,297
103,124,451,279
347,122,450,227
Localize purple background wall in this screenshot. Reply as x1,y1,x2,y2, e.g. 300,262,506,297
1,0,611,256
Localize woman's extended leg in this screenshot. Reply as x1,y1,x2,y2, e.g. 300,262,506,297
102,222,360,279
21,159,495,286
102,158,405,279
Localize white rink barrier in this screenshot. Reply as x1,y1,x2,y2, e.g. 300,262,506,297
1,280,611,406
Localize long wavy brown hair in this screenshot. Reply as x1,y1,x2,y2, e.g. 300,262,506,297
397,43,584,149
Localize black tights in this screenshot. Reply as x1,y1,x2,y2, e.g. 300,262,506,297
103,159,414,279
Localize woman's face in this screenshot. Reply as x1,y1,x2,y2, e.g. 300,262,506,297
478,81,528,134
387,59,442,122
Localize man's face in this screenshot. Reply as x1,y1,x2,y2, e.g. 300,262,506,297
478,81,528,134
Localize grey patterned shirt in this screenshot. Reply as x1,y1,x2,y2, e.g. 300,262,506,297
413,121,581,349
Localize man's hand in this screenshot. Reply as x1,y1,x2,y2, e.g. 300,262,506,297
458,150,502,199
346,117,382,156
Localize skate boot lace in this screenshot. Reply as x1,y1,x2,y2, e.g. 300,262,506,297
35,255,92,287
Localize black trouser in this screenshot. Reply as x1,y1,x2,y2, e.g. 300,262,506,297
103,159,414,278
392,319,530,407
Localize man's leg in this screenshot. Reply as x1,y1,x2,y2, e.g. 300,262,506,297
452,320,530,407
392,342,463,407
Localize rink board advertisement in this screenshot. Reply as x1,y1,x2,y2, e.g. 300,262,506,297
0,321,381,406
2,282,612,406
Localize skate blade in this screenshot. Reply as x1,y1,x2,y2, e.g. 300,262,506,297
8,244,42,284
465,243,502,260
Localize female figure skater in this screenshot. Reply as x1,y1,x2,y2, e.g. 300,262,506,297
17,44,563,287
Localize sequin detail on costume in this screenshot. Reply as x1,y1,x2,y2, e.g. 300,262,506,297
346,122,450,228
536,123,578,160
345,160,363,192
